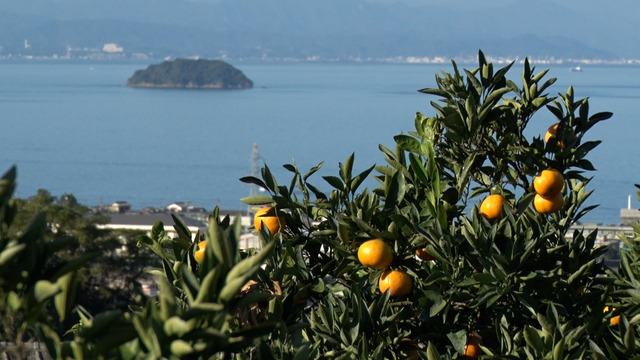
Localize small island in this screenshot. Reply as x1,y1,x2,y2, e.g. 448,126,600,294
126,58,253,89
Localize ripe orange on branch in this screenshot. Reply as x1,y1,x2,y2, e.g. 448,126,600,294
254,206,285,235
463,333,483,359
480,194,507,221
378,269,412,297
415,248,435,261
604,306,621,326
544,123,575,149
533,193,564,214
533,169,564,198
194,240,207,264
358,239,393,269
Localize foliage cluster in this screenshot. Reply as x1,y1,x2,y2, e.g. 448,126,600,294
4,51,640,359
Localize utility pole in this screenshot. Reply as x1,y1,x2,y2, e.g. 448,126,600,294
247,142,264,217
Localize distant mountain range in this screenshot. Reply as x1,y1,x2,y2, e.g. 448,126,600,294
0,0,637,62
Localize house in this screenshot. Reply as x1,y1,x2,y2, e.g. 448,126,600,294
166,202,190,212
108,201,131,214
99,212,206,239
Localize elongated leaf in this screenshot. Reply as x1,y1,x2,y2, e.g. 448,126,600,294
0,166,17,207
349,164,375,194
524,326,544,353
262,164,278,192
0,243,26,266
171,213,193,245
409,153,429,186
208,218,233,270
241,195,274,205
394,134,421,153
303,161,324,181
384,171,406,209
323,176,345,191
151,221,165,242
239,176,268,190
225,239,275,282
340,153,355,182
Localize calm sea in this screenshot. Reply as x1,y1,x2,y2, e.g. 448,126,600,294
1,61,638,224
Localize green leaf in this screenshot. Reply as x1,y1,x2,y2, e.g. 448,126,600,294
241,195,274,205
394,134,421,153
239,176,268,190
426,341,442,360
225,239,275,282
447,329,467,354
170,340,194,357
262,164,278,192
150,221,165,242
208,218,233,270
384,171,406,209
0,166,17,207
0,243,26,266
54,272,77,321
349,165,375,194
293,343,312,360
34,280,61,302
409,153,429,186
524,326,544,353
304,161,324,181
164,317,194,337
340,153,355,182
323,176,345,190
171,213,193,245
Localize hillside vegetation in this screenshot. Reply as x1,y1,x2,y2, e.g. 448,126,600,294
126,59,253,89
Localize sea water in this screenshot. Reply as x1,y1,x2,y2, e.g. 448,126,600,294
1,61,639,224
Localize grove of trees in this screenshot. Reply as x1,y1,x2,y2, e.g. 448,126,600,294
2,51,640,359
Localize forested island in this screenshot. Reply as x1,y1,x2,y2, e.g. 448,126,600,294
126,58,253,89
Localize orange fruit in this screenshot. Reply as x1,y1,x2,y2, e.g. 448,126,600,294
544,123,575,149
254,206,285,235
194,240,207,264
378,269,412,297
533,169,564,197
416,248,435,261
399,338,420,359
533,192,564,214
604,306,621,326
358,239,393,269
610,315,621,326
464,333,482,359
544,123,559,143
480,194,506,221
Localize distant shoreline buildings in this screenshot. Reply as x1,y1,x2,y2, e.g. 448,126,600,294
3,43,640,65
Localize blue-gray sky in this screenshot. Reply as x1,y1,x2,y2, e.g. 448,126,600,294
1,0,638,60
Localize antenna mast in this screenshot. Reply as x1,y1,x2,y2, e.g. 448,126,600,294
247,143,263,216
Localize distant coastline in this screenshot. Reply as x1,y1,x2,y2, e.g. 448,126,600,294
3,53,640,66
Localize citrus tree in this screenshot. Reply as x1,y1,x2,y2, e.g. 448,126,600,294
239,50,618,359
5,51,637,359
0,167,91,358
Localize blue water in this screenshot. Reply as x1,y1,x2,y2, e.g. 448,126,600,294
1,61,639,224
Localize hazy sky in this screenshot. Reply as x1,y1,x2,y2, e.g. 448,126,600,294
1,0,639,59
